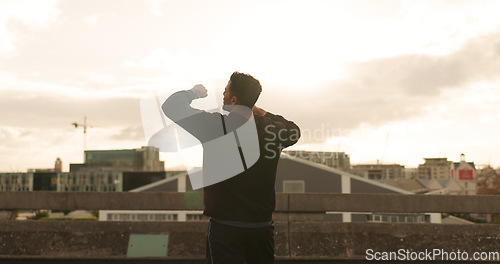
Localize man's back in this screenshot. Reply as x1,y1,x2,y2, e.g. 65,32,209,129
203,111,300,222
162,90,300,222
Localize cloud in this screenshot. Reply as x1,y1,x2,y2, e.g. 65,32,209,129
0,125,78,171
82,12,117,25
0,0,60,56
123,48,226,80
257,28,500,144
109,126,145,141
0,124,148,172
0,127,18,147
0,1,160,78
145,0,171,18
345,30,500,96
0,89,143,130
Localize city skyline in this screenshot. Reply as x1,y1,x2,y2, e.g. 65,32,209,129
1,0,500,172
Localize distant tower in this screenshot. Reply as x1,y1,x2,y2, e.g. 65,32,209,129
54,157,62,173
460,153,466,163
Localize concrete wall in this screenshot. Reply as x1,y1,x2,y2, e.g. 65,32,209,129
2,192,500,261
2,220,500,261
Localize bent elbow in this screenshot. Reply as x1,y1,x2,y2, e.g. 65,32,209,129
161,100,173,119
162,94,181,121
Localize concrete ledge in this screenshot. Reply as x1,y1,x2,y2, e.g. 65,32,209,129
287,193,500,213
288,222,500,258
1,257,492,264
2,221,500,261
0,221,207,258
2,192,500,213
0,192,204,211
7,257,482,264
2,192,500,262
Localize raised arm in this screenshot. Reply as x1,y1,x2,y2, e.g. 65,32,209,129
162,84,208,122
162,85,223,143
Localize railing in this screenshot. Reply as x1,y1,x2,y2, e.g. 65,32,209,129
1,192,500,263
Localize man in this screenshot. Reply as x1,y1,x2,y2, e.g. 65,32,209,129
162,72,300,263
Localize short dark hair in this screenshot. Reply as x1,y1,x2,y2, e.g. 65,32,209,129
229,72,262,108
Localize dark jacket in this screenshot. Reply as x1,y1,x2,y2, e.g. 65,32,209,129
163,90,300,222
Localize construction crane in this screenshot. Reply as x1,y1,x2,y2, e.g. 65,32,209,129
72,116,91,150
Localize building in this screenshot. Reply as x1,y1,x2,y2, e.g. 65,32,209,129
99,171,206,222
57,171,166,192
28,157,63,173
33,172,58,191
418,158,452,179
449,154,477,195
476,166,500,195
54,158,62,172
422,178,450,193
100,153,442,224
415,155,477,194
351,163,405,180
403,167,418,179
283,150,351,171
0,173,33,191
3,147,167,192
1,171,166,192
409,154,478,197
70,146,164,172
378,178,429,194
275,154,439,223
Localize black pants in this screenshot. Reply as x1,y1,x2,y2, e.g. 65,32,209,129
206,219,275,264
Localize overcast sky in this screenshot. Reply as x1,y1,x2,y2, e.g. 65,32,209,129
1,0,500,172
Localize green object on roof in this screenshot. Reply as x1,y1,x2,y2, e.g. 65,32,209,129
127,234,169,258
